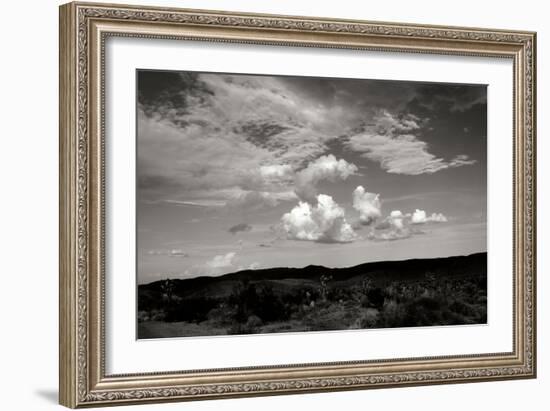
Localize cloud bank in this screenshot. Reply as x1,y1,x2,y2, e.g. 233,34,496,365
138,73,479,213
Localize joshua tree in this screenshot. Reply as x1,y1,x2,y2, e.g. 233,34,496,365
425,272,436,283
319,274,333,302
160,279,175,304
361,276,372,295
423,272,436,298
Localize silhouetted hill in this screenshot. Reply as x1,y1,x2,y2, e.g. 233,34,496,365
139,252,486,299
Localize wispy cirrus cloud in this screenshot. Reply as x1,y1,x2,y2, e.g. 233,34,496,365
137,73,347,209
345,110,476,175
147,248,189,257
161,199,226,207
371,210,413,241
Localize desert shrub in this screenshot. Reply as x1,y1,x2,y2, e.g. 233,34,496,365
462,282,479,303
301,306,344,331
256,284,287,322
474,303,488,323
329,287,354,302
137,310,150,322
384,284,397,299
399,284,411,298
245,315,263,328
229,281,288,324
365,287,385,309
268,324,293,332
281,287,321,314
206,305,233,325
376,299,407,328
138,290,164,312
342,307,357,322
448,299,473,316
164,297,217,323
359,309,378,328
416,296,443,311
228,320,257,335
229,280,260,323
400,296,445,327
476,295,488,305
474,275,488,291
280,290,300,306
149,309,166,321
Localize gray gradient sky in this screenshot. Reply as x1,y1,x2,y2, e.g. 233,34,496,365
136,70,487,284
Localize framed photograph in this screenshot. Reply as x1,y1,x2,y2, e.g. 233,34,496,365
59,2,536,408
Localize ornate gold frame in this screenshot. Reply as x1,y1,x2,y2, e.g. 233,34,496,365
59,2,536,408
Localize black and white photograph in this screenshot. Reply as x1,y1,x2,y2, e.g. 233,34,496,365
136,70,488,339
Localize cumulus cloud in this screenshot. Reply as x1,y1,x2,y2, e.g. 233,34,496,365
370,210,410,241
374,220,392,231
371,207,448,241
389,210,406,229
206,252,236,269
248,262,261,270
228,223,252,235
345,110,476,175
411,209,429,224
352,185,381,225
411,209,448,224
429,213,448,223
295,155,358,201
281,194,357,243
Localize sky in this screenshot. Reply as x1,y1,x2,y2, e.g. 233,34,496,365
136,70,487,284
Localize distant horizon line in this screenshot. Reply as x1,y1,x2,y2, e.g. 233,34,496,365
138,250,487,286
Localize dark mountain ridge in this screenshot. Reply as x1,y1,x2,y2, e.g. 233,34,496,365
140,252,487,296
